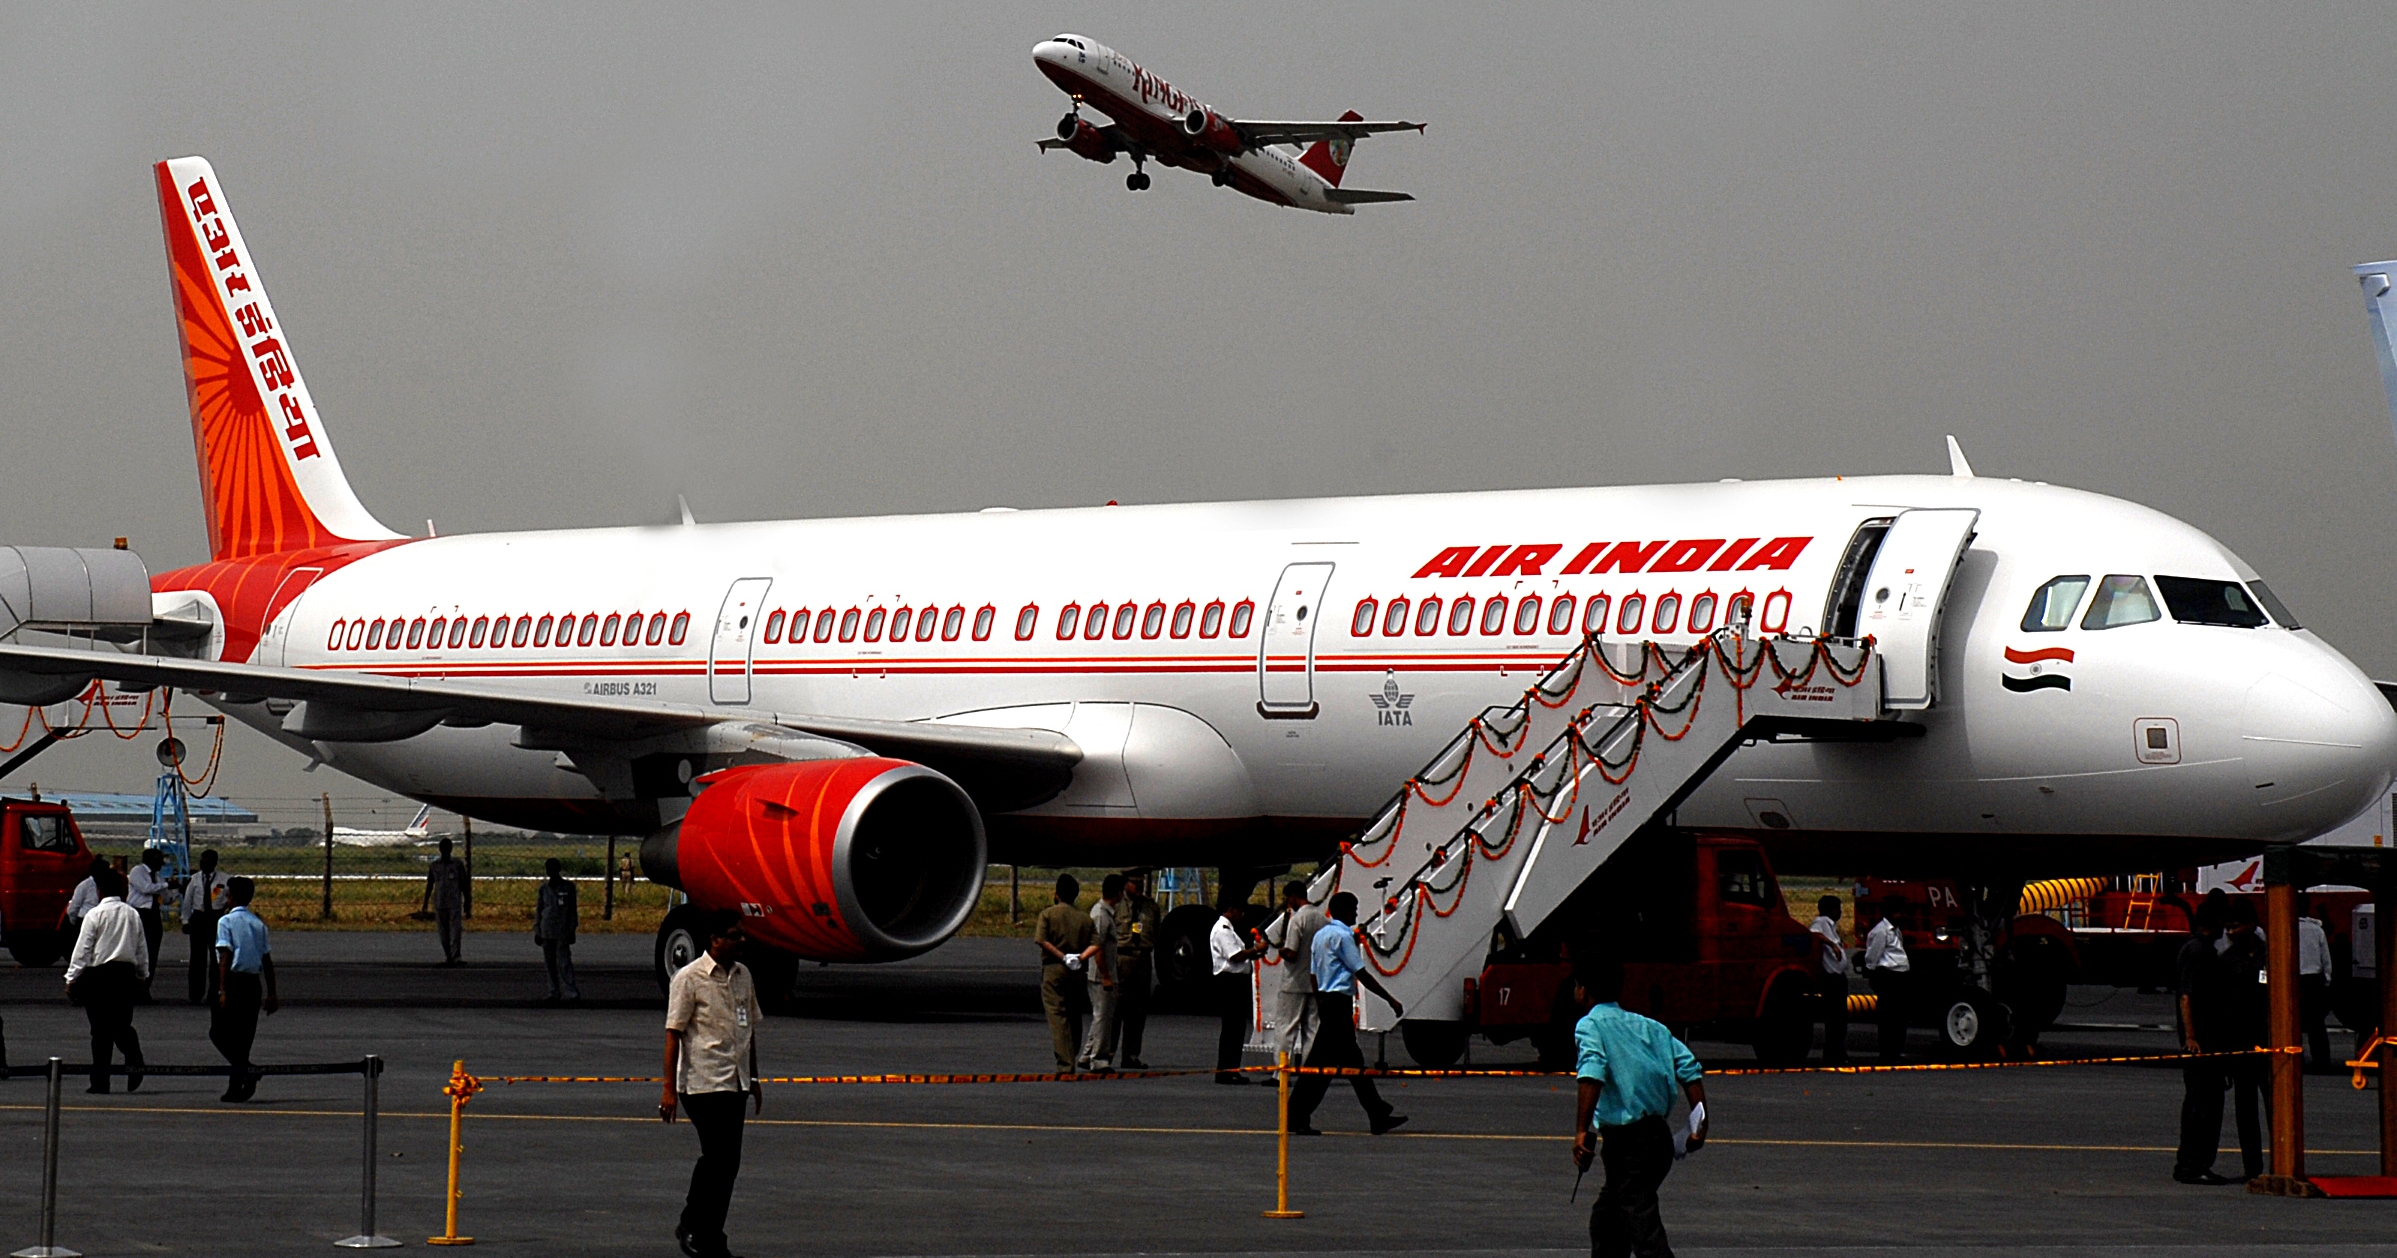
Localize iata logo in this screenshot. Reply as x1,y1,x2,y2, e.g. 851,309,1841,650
1369,672,1414,727
2002,645,2072,693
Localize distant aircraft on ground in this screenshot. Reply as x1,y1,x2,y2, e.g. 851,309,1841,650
332,804,434,848
1032,34,1423,213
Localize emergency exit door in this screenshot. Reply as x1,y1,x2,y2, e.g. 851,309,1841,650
1854,508,1978,710
709,577,773,705
1258,562,1334,717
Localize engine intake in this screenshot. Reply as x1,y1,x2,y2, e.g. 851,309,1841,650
1061,118,1117,164
641,757,985,961
1180,107,1243,156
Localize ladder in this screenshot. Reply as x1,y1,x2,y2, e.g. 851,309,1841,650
1320,625,1889,1030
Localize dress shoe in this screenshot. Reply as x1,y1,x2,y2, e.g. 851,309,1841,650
126,1065,144,1093
1120,1057,1149,1069
675,1223,701,1258
1370,1113,1410,1135
86,1083,109,1095
2173,1169,2235,1185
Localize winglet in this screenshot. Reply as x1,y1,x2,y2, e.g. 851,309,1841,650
2355,261,2397,449
1945,435,1975,478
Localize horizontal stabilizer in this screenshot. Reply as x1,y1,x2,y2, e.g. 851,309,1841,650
1234,118,1425,147
1325,188,1413,205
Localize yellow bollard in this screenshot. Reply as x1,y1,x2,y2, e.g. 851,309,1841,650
428,1059,482,1246
1263,1050,1303,1219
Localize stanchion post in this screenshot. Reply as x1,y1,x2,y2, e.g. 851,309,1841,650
2380,861,2397,1178
2252,851,2321,1197
1263,1050,1302,1220
428,1059,480,1246
11,1056,78,1258
336,1056,398,1248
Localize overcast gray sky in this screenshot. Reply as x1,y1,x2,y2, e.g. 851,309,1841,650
5,3,2395,826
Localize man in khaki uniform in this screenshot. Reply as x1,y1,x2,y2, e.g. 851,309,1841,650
1264,880,1328,1059
1078,874,1126,1072
1113,870,1163,1069
1032,875,1095,1070
660,911,763,1258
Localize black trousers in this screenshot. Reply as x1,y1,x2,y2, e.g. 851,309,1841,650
2300,976,2333,1070
78,961,144,1091
1116,955,1152,1060
679,1090,747,1251
185,914,223,1005
1818,971,1849,1063
1214,971,1250,1077
2176,1057,2265,1177
1865,969,1908,1061
136,907,163,994
1592,1115,1676,1258
1287,992,1391,1128
212,971,263,1085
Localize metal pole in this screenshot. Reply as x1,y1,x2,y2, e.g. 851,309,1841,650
2264,878,2304,1188
1010,865,1020,924
603,837,616,921
11,1057,79,1258
335,1056,399,1248
2380,865,2397,1178
461,815,474,919
320,793,335,921
1262,1050,1302,1219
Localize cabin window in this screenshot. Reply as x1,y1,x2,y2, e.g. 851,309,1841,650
946,607,969,641
888,608,912,642
1687,592,1718,634
1015,605,1039,640
2020,576,2090,632
1056,604,1081,639
1513,596,1542,635
366,620,386,649
1447,596,1476,636
645,612,666,645
1759,590,1791,633
514,617,534,647
1583,593,1610,636
1725,592,1753,626
2156,577,2268,629
452,618,471,649
348,620,366,649
533,615,555,647
2081,575,2161,630
1547,595,1576,635
1112,604,1137,639
1171,601,1195,638
469,617,490,648
599,614,621,646
1229,599,1255,637
1481,596,1509,635
664,612,687,645
1083,602,1108,641
764,610,785,643
405,618,425,648
328,620,347,650
1381,597,1409,636
1616,594,1645,635
1414,597,1442,636
811,610,832,643
839,609,861,642
864,608,887,641
576,614,598,646
918,608,940,642
425,617,446,648
1142,602,1167,639
1652,593,1681,635
1199,601,1225,638
1351,599,1379,637
489,616,510,647
2247,581,2300,629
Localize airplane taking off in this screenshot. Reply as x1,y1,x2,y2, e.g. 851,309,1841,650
1032,34,1423,212
0,158,2389,1014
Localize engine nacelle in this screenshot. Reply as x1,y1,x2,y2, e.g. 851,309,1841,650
1061,118,1117,164
642,757,985,962
1180,107,1243,156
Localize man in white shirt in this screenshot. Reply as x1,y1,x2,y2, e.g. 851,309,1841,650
1859,898,1912,1063
1209,899,1263,1084
62,856,108,940
660,911,763,1258
181,848,229,1005
2297,896,2334,1072
64,869,147,1094
1263,880,1327,1060
127,849,172,999
1810,896,1849,1066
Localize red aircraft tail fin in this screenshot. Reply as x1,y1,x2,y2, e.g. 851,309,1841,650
1297,111,1365,187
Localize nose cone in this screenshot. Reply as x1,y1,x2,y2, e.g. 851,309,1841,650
2242,644,2397,840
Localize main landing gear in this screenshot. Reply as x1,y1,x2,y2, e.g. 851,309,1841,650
1210,167,1234,188
1126,158,1150,192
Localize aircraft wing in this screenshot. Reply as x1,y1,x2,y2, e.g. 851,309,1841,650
1228,118,1425,147
0,643,1081,806
1325,188,1414,205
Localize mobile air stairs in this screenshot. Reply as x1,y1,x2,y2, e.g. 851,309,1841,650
1317,624,1896,1045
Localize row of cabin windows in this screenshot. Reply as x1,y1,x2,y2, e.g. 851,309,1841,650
1349,590,1770,639
756,599,1261,646
327,610,692,652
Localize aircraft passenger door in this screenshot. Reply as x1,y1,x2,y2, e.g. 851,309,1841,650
1854,508,1979,710
709,577,773,705
1257,562,1335,718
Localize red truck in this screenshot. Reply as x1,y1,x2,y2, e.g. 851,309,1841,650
0,798,94,967
1413,832,2073,1068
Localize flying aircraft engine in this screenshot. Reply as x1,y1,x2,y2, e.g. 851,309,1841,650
1056,116,1118,163
641,758,987,962
1179,107,1243,155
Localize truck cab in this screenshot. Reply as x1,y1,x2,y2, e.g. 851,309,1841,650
0,798,92,967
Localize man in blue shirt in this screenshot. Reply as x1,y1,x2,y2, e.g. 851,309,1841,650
211,877,279,1103
1286,892,1407,1136
1571,957,1707,1258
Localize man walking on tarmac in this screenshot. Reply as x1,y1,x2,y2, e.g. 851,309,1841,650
127,848,172,1000
1571,956,1707,1258
1077,875,1126,1072
1033,875,1095,1070
1264,880,1326,1061
422,836,468,964
661,911,764,1258
1113,870,1162,1069
212,877,277,1102
64,868,147,1095
1286,892,1407,1136
1858,898,1911,1063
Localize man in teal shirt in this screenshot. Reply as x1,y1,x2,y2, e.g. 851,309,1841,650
1571,957,1707,1258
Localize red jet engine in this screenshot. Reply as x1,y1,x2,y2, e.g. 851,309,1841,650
1180,107,1244,156
1058,117,1118,164
644,757,985,962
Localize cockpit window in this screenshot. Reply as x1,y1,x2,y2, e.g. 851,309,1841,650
2155,577,2268,628
2080,575,2161,630
2019,576,2090,632
2247,581,2300,630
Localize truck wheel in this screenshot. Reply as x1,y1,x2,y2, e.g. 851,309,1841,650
1401,1019,1469,1069
655,906,708,996
8,933,64,968
1936,992,2008,1058
1751,979,1813,1067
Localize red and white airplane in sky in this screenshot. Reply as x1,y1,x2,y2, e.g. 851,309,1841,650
1032,34,1423,212
1,158,2390,1003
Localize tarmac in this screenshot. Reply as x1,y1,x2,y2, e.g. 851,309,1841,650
2,931,2393,1256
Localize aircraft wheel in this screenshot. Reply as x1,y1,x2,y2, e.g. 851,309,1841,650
654,905,707,996
7,931,64,968
1400,1019,1469,1069
1935,991,2009,1059
1126,171,1150,191
1211,168,1233,187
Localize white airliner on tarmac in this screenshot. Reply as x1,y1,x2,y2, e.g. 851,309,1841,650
0,158,2389,1005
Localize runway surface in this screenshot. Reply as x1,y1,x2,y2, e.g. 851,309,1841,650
2,932,2391,1255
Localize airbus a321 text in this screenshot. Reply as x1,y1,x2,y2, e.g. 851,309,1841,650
1033,34,1423,212
1,158,2389,1024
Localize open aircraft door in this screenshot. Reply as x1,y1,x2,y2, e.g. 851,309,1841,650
709,577,773,705
1854,508,1978,710
1257,562,1334,718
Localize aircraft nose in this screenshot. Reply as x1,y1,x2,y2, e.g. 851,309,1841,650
2241,645,2397,839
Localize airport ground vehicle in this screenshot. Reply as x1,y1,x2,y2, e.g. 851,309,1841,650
0,798,94,966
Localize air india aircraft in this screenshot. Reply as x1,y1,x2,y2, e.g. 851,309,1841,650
1032,34,1422,212
0,158,2388,1021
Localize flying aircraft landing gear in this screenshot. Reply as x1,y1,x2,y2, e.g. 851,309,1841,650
1211,167,1234,187
1126,168,1150,192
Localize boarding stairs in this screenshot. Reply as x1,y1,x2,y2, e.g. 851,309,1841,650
1320,625,1892,1031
